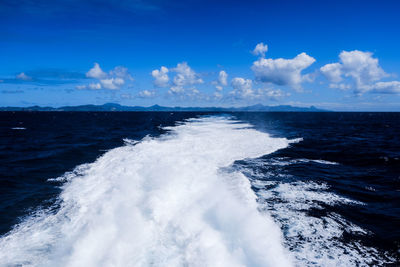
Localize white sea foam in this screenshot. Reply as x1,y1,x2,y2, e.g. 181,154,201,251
261,157,339,166
0,116,295,267
309,159,338,165
255,180,393,266
122,138,140,146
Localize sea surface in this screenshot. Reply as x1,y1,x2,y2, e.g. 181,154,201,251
0,112,399,266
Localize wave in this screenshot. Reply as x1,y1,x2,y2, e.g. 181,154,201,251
0,116,295,267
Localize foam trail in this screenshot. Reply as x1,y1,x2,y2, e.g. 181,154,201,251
0,116,294,267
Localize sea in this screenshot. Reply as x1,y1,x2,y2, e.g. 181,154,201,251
0,112,399,266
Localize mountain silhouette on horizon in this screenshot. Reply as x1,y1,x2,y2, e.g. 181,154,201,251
0,103,329,112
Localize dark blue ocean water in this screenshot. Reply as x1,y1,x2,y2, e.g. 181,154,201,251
0,112,399,265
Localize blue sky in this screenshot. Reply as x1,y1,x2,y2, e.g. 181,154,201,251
1,0,400,110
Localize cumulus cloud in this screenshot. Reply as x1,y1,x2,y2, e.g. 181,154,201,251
252,43,268,57
172,62,203,86
100,78,124,90
321,50,393,94
138,90,156,98
169,62,203,94
230,77,254,98
151,66,169,87
77,63,133,90
252,52,316,90
16,72,32,81
320,63,342,83
218,70,228,86
340,51,387,85
211,70,228,95
86,63,107,79
229,77,288,100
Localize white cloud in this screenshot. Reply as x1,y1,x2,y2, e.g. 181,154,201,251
114,78,125,86
169,62,203,94
138,90,155,98
100,78,124,90
230,77,254,98
151,66,169,87
340,50,387,85
110,66,134,81
172,62,203,86
320,63,342,83
169,85,185,94
251,52,315,90
88,83,102,90
16,72,32,81
218,70,228,86
370,81,400,94
211,70,228,93
262,88,289,101
78,63,133,90
252,42,268,57
321,50,390,94
86,63,107,79
229,77,289,100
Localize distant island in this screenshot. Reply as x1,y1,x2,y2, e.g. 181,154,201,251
0,103,329,112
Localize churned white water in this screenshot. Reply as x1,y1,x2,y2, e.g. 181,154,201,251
241,159,395,266
0,116,296,267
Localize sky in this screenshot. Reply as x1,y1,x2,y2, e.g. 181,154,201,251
1,0,400,111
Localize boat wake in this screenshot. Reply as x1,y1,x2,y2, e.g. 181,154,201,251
0,116,296,267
